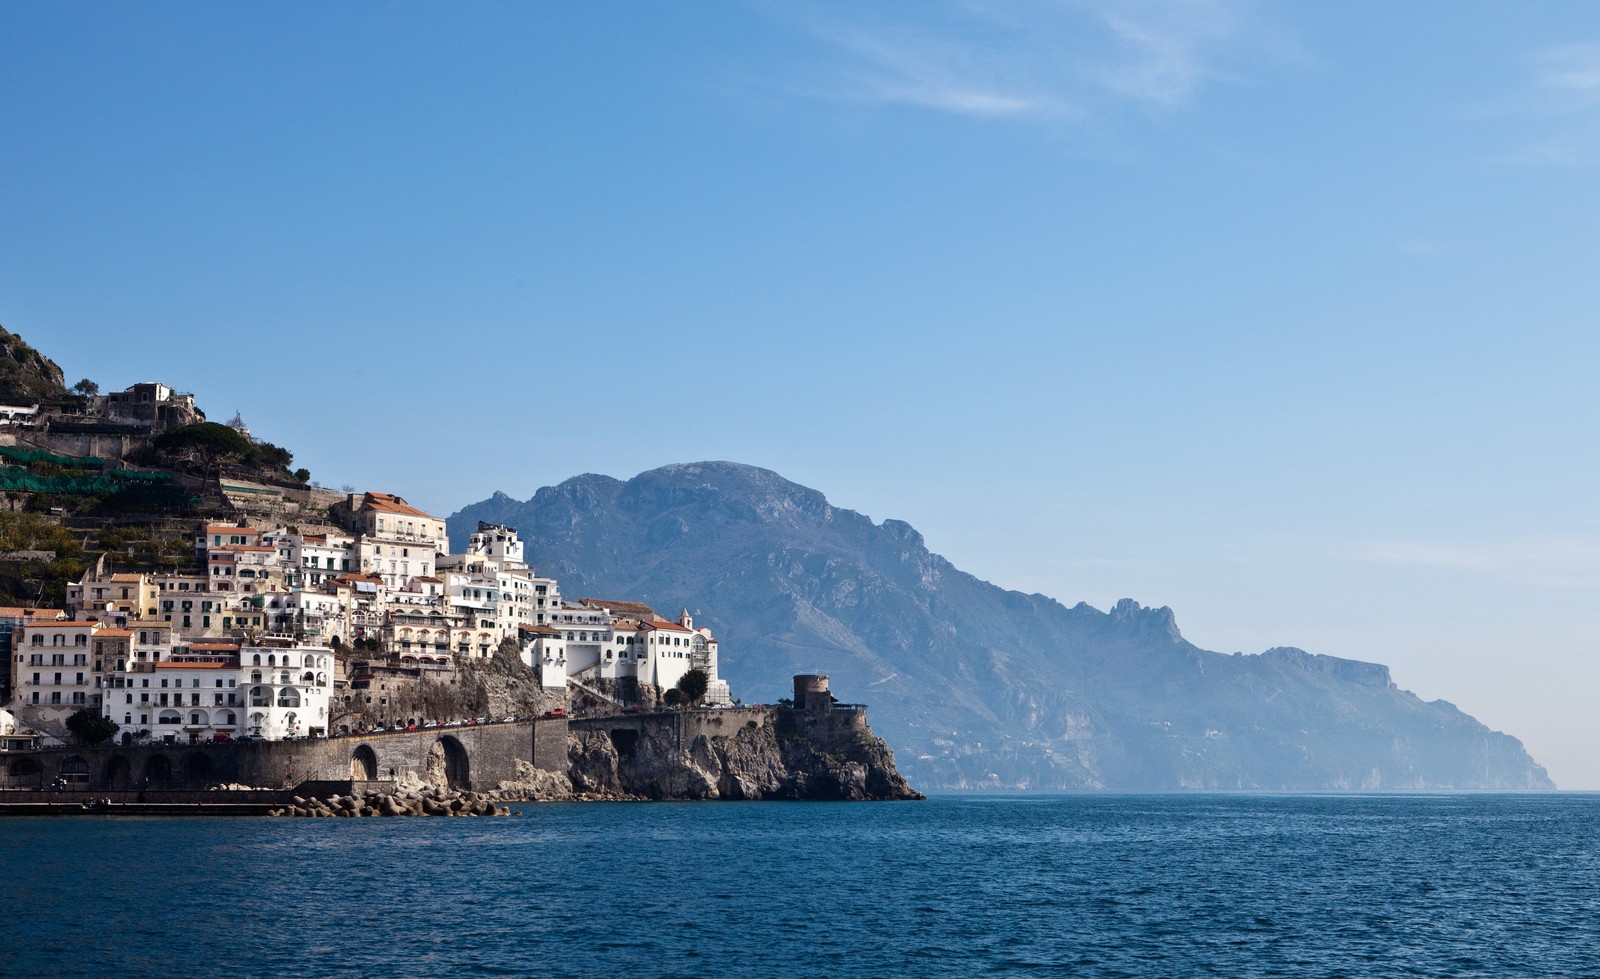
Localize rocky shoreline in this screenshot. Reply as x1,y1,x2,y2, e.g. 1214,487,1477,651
270,700,924,815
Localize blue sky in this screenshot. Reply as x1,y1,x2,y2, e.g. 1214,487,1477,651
5,2,1598,785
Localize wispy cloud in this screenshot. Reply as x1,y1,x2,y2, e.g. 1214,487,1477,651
1344,535,1600,587
1485,42,1600,166
756,0,1282,123
1530,43,1600,113
1090,0,1246,106
819,26,1070,118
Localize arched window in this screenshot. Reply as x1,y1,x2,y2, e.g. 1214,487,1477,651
277,688,301,708
267,654,276,666
252,653,261,665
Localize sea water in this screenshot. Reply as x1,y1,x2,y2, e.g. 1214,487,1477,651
2,794,1596,977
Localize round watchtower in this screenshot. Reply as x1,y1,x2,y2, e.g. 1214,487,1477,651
793,674,831,712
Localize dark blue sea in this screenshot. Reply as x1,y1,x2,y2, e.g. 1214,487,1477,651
3,794,1597,977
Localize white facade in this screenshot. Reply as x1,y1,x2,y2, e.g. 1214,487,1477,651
12,621,104,720
102,642,335,742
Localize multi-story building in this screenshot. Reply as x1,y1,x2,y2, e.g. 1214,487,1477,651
67,568,158,622
206,543,281,594
0,606,64,702
269,531,354,589
536,600,730,703
328,492,447,591
11,620,107,721
101,639,335,743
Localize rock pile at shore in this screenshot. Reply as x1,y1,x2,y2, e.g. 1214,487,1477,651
268,784,514,818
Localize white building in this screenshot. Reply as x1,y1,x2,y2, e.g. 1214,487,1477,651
101,640,335,743
536,600,731,704
11,621,105,721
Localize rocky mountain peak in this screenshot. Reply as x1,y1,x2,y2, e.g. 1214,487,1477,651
447,462,1552,791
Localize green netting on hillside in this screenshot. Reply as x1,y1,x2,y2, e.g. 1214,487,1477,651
0,466,175,493
0,446,107,469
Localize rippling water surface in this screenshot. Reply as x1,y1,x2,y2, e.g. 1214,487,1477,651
4,794,1597,977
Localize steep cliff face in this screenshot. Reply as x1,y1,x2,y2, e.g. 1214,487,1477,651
450,461,1554,791
0,326,67,404
563,714,922,802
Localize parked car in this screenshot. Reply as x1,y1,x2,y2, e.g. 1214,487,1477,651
541,708,566,719
211,732,234,742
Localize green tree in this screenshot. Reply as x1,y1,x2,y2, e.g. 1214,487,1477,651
152,422,250,492
65,707,118,745
674,667,709,708
72,378,99,396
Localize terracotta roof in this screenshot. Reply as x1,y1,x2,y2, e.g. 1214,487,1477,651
110,573,144,582
413,575,443,583
643,618,692,632
579,598,657,618
362,492,437,519
93,628,133,638
191,642,240,651
0,607,63,619
213,544,275,553
25,620,100,629
204,524,257,535
518,624,561,635
156,661,230,669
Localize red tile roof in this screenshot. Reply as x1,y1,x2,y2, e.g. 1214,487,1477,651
0,607,63,620
362,492,438,519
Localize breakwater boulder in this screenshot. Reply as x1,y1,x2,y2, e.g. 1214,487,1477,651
268,784,514,818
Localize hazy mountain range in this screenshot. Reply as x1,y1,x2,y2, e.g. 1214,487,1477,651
448,462,1552,791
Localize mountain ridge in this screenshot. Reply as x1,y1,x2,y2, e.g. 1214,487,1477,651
449,461,1552,791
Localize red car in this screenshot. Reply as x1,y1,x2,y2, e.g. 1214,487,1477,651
541,708,566,719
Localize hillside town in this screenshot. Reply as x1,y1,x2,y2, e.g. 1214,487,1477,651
0,371,733,753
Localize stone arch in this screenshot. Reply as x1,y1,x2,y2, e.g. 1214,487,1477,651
105,755,132,790
142,754,172,790
351,744,378,781
427,735,471,790
59,755,90,787
182,752,212,790
5,757,42,788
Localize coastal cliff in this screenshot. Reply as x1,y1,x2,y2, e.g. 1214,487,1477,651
560,708,922,802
